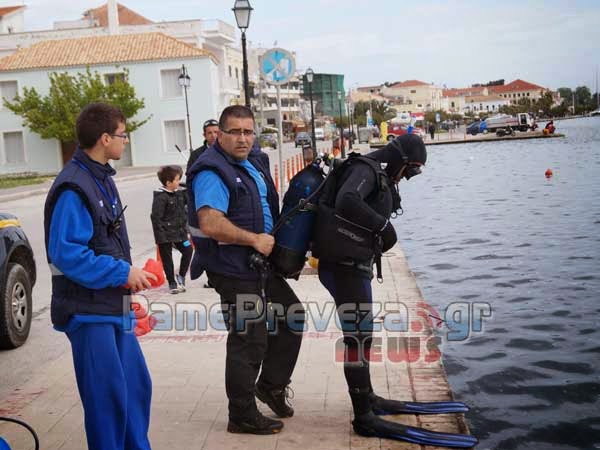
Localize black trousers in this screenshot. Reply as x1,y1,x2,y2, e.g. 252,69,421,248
318,263,374,390
207,271,305,421
157,241,193,284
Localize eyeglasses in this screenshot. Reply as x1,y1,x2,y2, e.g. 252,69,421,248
110,133,129,140
203,119,219,129
221,129,255,137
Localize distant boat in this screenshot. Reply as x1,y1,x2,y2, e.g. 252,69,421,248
590,109,600,117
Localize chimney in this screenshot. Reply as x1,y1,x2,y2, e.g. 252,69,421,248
107,0,119,35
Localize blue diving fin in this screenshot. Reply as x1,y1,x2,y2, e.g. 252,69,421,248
370,394,469,415
353,413,478,448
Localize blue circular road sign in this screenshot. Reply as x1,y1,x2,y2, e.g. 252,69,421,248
260,48,295,85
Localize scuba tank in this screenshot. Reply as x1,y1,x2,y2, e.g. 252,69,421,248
270,159,327,279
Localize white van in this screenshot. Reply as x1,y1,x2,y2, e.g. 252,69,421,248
314,128,325,140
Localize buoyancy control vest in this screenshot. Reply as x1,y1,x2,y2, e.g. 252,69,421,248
312,154,394,266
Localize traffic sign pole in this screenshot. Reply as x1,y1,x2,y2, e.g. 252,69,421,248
276,84,285,194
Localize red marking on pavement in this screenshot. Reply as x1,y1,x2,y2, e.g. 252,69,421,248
0,388,46,415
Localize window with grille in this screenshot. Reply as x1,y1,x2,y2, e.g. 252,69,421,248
0,80,18,105
164,120,186,152
160,69,182,98
3,131,25,164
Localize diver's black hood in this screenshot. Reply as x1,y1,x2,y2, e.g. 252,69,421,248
367,134,427,178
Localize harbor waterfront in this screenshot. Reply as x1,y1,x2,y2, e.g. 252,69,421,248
0,118,597,448
396,117,600,449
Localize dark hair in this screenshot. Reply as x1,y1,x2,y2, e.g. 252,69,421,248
218,105,254,130
76,102,126,149
203,119,219,131
157,165,183,186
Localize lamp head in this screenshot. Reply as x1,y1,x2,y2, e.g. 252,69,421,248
232,0,253,31
306,67,314,83
178,65,191,87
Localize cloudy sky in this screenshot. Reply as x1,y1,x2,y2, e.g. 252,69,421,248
4,0,600,91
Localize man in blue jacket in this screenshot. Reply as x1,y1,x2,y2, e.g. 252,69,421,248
187,105,304,435
44,103,156,450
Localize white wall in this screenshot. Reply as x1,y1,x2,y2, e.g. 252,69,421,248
0,56,218,175
0,10,25,34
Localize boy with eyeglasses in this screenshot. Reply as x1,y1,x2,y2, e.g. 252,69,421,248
44,102,156,449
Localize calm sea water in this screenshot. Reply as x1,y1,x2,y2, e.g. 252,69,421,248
394,117,600,450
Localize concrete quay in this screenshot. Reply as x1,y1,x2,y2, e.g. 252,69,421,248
372,130,564,148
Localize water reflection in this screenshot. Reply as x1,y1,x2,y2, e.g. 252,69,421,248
395,117,600,449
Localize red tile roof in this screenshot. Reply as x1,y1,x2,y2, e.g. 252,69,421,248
0,33,216,71
84,3,153,27
489,79,545,93
0,6,24,17
389,79,430,88
442,86,486,98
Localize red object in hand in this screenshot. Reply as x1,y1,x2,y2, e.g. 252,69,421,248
132,301,157,337
124,258,165,289
143,258,165,288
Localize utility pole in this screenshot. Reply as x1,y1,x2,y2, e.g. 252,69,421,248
596,66,600,109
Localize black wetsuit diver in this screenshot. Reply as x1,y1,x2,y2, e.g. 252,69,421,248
312,134,477,448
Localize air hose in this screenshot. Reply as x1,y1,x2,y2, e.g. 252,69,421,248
0,417,39,450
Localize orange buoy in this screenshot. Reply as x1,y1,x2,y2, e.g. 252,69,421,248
545,168,553,178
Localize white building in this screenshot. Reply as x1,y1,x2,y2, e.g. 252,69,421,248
0,32,218,175
0,5,25,35
462,95,510,114
0,2,243,113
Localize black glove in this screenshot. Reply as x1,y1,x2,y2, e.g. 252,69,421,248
380,220,397,253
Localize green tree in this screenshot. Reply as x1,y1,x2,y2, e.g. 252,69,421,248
557,87,573,106
575,86,592,112
536,91,554,116
352,100,395,126
4,68,150,144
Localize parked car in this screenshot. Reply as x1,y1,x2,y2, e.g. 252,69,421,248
258,133,277,149
466,121,487,135
386,123,409,141
0,213,36,349
294,132,312,147
440,120,456,131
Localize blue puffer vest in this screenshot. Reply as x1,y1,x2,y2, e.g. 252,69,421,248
186,142,279,280
44,147,132,327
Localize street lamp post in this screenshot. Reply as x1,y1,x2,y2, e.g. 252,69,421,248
178,64,192,150
305,67,317,158
346,91,353,150
232,0,253,108
337,91,345,158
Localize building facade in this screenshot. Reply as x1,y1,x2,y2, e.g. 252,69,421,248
0,33,217,175
381,80,443,112
488,79,547,104
0,2,242,114
302,73,345,118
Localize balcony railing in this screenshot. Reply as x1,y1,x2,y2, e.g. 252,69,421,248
202,20,236,39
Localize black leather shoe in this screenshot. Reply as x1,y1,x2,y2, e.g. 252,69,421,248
255,383,294,418
227,411,283,435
